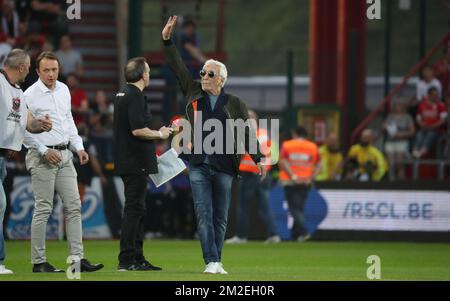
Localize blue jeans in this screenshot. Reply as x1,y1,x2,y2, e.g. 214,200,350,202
236,172,277,239
189,164,234,264
414,129,439,151
0,156,7,265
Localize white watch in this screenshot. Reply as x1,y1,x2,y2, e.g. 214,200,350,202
158,131,163,139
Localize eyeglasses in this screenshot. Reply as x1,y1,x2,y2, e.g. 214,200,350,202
200,70,216,78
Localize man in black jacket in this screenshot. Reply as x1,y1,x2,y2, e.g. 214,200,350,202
114,57,172,271
162,16,266,274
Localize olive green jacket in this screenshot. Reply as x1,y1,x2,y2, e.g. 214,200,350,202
163,39,263,174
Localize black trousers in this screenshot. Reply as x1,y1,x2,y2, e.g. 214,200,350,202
118,173,148,265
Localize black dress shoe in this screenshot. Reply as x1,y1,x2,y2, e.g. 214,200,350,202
117,261,162,271
32,262,64,273
117,263,138,271
79,258,104,272
137,260,162,271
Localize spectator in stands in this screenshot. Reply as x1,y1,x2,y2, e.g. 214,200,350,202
341,158,360,181
89,90,113,140
89,106,112,134
412,87,448,158
21,27,46,90
347,129,388,181
9,21,27,49
1,1,20,40
41,39,53,52
444,80,450,103
14,0,31,22
416,66,442,104
442,88,450,160
67,73,88,126
55,34,83,80
443,91,450,159
315,133,343,181
176,15,207,79
73,123,108,203
0,38,12,67
28,0,68,48
433,43,450,93
90,89,113,116
89,113,112,160
88,90,114,166
0,1,19,66
383,99,415,180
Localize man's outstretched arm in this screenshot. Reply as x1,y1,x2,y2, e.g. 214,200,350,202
162,15,198,96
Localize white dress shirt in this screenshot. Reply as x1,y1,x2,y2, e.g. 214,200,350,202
23,79,84,155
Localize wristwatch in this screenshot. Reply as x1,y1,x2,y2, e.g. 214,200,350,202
158,131,163,139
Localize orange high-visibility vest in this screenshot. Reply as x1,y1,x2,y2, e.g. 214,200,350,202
239,128,272,173
279,138,319,181
192,100,198,121
186,100,199,151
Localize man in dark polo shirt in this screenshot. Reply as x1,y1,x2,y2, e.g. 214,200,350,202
113,57,172,271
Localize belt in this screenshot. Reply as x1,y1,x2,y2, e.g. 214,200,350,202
0,148,7,157
46,144,69,151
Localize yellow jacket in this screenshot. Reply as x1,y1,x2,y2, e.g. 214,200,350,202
347,144,388,181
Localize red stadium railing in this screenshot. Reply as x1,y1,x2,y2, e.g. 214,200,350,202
351,31,450,144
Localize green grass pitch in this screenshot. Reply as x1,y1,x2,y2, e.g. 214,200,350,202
1,240,449,281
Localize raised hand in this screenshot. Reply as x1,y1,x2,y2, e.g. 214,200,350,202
162,15,178,40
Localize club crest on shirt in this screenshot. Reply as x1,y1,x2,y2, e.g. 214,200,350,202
7,97,22,123
12,97,21,111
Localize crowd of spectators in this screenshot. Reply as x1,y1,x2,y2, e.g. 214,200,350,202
384,42,450,180
317,42,450,182
0,1,116,167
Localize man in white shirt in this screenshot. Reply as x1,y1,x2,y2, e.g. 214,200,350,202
416,66,442,103
1,48,52,275
24,51,103,273
55,35,83,79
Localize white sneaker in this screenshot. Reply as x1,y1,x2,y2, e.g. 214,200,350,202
264,235,281,244
144,232,155,240
225,236,248,244
297,234,311,242
203,262,218,274
0,265,13,275
216,262,228,275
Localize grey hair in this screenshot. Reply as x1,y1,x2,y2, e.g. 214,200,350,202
204,59,228,87
4,49,30,69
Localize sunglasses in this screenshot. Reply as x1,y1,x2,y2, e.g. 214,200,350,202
200,70,216,78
